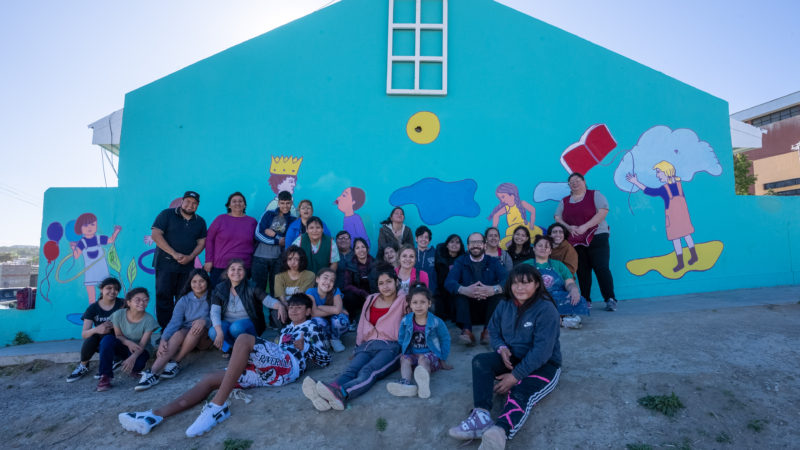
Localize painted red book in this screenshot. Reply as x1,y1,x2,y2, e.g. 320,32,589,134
560,124,617,175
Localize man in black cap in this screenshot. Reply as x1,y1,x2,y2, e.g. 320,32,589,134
151,191,208,328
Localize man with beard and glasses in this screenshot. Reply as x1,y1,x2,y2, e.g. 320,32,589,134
151,191,208,329
445,232,507,346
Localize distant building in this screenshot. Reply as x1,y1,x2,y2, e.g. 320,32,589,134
0,263,33,288
731,91,800,195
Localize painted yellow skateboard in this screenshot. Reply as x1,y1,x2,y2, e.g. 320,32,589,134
626,241,723,279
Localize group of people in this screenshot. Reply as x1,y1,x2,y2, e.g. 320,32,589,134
65,172,619,448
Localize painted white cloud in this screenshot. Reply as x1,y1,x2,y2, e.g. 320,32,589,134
613,126,722,192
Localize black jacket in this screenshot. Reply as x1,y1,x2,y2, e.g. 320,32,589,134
211,279,267,336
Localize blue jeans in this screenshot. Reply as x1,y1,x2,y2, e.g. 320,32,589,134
98,335,150,377
208,319,256,352
335,340,400,400
311,314,350,340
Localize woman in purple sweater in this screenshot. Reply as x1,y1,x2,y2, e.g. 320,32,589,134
204,192,258,288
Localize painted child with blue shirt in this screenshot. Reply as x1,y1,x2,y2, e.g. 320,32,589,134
386,284,450,398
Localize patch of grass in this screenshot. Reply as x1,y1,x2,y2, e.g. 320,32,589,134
637,392,685,417
223,438,253,450
626,444,653,450
12,332,33,346
28,360,49,373
747,419,767,432
376,417,387,432
715,431,732,443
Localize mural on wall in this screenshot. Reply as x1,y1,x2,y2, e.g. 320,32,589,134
390,178,480,225
487,182,542,249
39,212,138,324
266,156,304,214
334,187,371,247
534,124,618,202
406,111,441,144
613,126,724,279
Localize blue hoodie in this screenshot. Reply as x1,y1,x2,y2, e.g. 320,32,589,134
398,311,451,361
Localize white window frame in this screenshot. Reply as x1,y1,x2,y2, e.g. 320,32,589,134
386,0,447,96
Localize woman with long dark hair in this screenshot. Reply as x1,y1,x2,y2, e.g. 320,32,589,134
434,234,465,320
377,206,414,258
449,264,561,448
208,259,286,356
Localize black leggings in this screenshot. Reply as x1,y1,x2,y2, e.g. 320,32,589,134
472,352,560,439
574,233,616,302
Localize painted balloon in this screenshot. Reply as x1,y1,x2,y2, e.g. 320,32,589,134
65,219,81,242
46,221,63,242
43,240,59,263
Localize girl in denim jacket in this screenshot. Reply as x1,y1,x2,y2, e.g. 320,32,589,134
386,284,451,399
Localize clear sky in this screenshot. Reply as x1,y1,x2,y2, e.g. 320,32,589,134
1,0,797,246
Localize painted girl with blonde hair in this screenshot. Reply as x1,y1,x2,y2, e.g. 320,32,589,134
626,160,697,272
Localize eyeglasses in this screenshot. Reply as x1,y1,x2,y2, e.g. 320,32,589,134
131,298,149,304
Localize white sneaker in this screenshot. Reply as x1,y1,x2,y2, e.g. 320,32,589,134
386,380,418,397
118,410,163,435
414,365,431,399
563,315,582,329
479,425,507,450
185,402,230,437
330,339,346,353
302,376,331,411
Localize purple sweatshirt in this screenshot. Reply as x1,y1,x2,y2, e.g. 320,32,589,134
205,214,258,268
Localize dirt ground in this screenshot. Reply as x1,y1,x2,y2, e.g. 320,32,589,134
1,302,799,449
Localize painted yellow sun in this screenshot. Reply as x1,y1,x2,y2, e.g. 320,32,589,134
406,111,440,144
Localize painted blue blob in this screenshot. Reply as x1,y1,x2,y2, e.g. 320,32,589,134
66,313,83,326
390,178,480,225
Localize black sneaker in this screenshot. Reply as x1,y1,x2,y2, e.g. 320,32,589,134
160,361,181,379
66,364,89,382
112,359,124,371
134,371,160,391
604,298,618,312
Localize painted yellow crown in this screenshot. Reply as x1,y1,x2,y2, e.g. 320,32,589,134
269,156,303,176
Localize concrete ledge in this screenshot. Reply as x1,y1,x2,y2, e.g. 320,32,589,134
0,339,85,367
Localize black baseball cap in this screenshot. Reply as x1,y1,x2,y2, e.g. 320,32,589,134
183,191,200,202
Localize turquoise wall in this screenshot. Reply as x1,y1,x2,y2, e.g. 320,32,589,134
12,0,799,344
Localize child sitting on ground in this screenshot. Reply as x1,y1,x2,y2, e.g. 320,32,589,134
118,293,330,437
386,284,450,398
306,267,349,353
135,269,213,391
96,287,159,391
66,277,125,382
